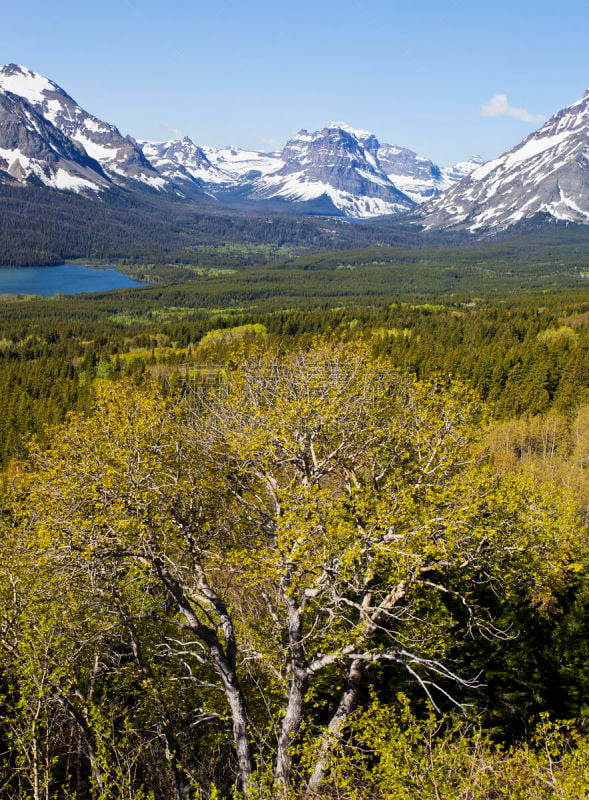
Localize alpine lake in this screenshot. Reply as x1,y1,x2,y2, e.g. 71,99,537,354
0,264,145,296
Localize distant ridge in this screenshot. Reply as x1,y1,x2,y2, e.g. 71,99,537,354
0,63,479,219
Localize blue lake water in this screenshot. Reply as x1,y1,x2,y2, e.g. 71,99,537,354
0,264,146,296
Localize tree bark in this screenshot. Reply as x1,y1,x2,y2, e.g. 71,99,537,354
223,678,255,799
154,557,255,798
274,594,311,794
304,657,365,799
275,663,308,791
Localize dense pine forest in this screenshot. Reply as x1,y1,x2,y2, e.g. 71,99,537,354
2,240,589,798
0,183,421,267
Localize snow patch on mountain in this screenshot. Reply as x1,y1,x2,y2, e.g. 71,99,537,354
416,90,589,232
0,64,164,189
203,146,283,179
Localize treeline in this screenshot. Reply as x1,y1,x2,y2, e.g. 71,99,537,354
3,292,589,465
6,176,589,273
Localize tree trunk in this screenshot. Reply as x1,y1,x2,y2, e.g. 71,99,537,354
304,658,365,799
275,604,309,793
275,664,308,792
154,558,255,797
222,677,255,798
32,725,40,800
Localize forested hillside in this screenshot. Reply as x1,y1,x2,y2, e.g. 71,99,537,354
0,182,416,266
2,289,589,466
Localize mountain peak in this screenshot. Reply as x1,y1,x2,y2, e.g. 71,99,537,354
246,122,416,218
327,121,375,139
2,63,26,75
1,63,35,77
0,63,64,104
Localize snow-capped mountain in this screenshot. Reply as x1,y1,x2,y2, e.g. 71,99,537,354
245,125,415,218
0,88,110,192
140,137,229,190
145,124,481,217
416,92,589,232
152,123,409,216
0,64,164,190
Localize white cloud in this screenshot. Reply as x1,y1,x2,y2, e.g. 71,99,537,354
481,94,546,123
162,124,185,139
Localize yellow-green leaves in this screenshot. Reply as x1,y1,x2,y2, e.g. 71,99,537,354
2,345,585,798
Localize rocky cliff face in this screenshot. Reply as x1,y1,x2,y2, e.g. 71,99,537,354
378,147,484,204
416,92,589,232
377,143,446,203
245,125,415,218
0,64,164,189
0,89,109,191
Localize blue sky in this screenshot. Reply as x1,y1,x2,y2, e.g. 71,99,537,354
2,0,588,164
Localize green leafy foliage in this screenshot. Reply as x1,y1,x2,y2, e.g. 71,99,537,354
0,344,585,798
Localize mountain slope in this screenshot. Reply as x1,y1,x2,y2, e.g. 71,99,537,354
417,91,589,232
0,64,164,189
0,89,110,192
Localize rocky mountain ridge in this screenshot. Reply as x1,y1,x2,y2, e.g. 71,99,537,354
0,64,164,190
0,88,110,192
0,63,480,219
142,126,482,218
416,90,589,232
